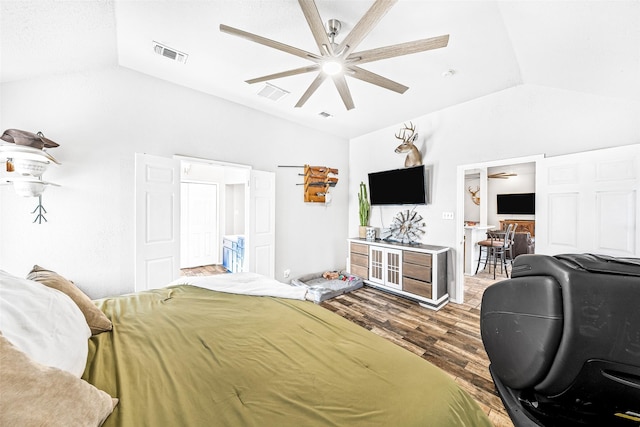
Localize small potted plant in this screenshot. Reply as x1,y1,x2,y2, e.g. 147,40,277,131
358,181,370,238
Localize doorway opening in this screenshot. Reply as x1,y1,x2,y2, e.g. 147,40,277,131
455,154,543,304
134,153,276,291
178,156,250,274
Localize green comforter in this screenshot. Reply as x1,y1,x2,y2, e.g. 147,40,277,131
84,285,491,426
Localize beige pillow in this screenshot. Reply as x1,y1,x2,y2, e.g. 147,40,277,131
0,334,118,427
27,265,112,335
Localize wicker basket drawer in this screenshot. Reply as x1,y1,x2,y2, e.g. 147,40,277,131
402,276,432,298
403,251,432,267
351,253,368,268
350,263,369,279
402,262,432,282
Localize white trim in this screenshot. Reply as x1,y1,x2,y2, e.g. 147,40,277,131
173,154,252,170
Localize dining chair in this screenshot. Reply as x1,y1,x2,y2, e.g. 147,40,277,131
492,224,517,278
504,223,518,264
476,224,514,278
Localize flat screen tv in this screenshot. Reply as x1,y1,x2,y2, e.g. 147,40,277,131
497,193,535,215
368,166,427,205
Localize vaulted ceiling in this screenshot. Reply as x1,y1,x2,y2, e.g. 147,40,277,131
2,1,639,139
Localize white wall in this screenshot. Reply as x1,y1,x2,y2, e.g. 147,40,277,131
0,67,349,298
349,84,640,301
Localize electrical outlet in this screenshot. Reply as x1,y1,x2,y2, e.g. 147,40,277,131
442,211,454,220
283,269,291,278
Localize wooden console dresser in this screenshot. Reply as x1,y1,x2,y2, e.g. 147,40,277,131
347,238,449,310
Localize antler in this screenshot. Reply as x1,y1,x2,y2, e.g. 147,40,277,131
468,186,480,195
395,121,416,142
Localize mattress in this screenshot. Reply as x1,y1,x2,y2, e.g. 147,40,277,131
84,284,491,427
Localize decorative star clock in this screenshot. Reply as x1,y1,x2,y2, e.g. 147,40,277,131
382,209,426,244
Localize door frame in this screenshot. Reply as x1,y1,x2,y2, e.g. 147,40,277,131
136,153,276,286
175,155,251,270
454,154,543,304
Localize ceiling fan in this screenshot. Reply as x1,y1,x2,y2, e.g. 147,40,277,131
488,172,518,179
220,0,449,110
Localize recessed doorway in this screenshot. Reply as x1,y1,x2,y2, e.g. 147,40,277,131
455,154,543,304
178,157,251,272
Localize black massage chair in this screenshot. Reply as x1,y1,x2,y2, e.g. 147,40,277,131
481,254,640,427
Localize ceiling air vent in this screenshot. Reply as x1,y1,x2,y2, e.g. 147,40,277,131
257,83,289,102
153,41,188,64
318,111,333,119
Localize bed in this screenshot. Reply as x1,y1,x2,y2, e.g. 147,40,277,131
1,268,491,427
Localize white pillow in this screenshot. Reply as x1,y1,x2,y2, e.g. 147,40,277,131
0,270,91,377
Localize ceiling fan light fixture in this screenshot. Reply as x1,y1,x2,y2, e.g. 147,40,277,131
220,1,449,110
322,60,343,76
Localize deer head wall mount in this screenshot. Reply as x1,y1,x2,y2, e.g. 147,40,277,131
468,186,480,206
394,122,422,167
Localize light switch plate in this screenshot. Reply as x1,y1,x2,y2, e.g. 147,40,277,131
442,211,454,220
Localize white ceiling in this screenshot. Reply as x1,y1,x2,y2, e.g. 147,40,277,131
2,1,639,139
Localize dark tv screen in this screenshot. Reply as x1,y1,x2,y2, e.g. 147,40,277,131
368,166,427,205
497,193,535,215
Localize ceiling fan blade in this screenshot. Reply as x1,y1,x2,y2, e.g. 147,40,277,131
348,35,450,65
298,0,334,55
332,74,355,110
246,65,320,84
348,66,408,94
336,0,398,58
295,73,327,108
488,172,517,179
220,24,321,61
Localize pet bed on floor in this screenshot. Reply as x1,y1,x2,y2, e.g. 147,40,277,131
292,271,363,303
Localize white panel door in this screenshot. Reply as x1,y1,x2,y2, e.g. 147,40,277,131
135,153,180,291
180,182,218,268
248,170,275,278
536,144,640,257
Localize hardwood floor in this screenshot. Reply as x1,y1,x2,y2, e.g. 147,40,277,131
180,264,228,276
181,265,513,427
320,271,513,427
180,265,227,276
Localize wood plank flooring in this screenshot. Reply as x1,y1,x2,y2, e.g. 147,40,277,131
320,272,513,427
181,265,513,427
180,264,228,276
